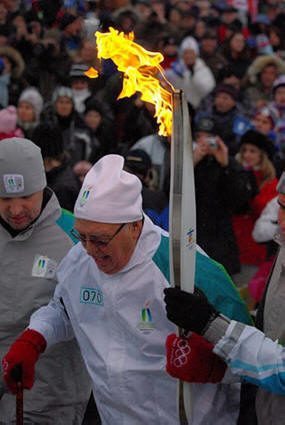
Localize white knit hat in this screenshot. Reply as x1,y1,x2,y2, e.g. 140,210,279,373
18,87,44,120
74,154,143,223
180,36,199,55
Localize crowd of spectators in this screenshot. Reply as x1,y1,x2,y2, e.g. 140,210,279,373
1,0,285,298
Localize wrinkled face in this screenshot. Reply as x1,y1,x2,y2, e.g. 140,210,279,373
260,65,278,88
274,86,285,107
214,92,235,113
278,193,285,237
0,191,43,230
253,114,273,134
55,96,73,117
74,219,142,274
240,143,262,168
17,101,36,123
84,110,102,131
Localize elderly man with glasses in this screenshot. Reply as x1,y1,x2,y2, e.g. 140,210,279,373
2,154,251,425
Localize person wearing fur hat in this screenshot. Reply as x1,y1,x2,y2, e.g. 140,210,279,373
17,86,44,139
2,154,252,425
232,129,278,282
0,137,91,423
244,55,285,115
165,35,215,108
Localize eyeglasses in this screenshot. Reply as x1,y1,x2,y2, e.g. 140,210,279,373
70,223,126,249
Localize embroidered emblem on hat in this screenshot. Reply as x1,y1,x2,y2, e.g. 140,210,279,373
80,287,104,305
79,186,92,207
137,302,155,334
3,174,24,193
31,254,57,279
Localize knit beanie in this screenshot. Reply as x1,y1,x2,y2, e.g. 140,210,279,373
215,83,239,101
52,86,74,104
74,154,143,223
180,36,199,55
0,137,47,197
0,106,18,133
18,87,44,121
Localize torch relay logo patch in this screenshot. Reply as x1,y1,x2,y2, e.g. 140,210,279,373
3,174,24,193
79,186,92,207
137,302,155,334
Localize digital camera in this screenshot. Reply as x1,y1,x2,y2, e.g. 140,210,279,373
207,136,217,149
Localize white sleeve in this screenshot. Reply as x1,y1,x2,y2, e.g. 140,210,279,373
214,321,285,395
252,197,279,243
29,289,74,347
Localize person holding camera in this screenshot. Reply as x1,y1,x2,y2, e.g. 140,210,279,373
193,117,256,275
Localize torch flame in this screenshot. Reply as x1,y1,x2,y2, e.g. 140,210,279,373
85,27,173,136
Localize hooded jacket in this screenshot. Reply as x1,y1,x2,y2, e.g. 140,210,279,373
0,191,91,424
165,57,215,108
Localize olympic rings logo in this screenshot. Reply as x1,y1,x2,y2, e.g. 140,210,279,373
172,339,191,367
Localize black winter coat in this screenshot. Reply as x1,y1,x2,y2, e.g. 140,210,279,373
195,156,255,275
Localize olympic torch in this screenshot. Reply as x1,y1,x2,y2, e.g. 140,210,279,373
169,90,196,424
86,28,196,424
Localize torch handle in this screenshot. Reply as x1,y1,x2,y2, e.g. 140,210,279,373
11,365,23,425
16,381,23,425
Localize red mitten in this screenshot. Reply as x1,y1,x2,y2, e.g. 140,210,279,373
2,329,46,394
166,332,226,383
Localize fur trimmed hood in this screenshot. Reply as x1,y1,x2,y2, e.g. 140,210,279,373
247,55,285,84
0,46,25,79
